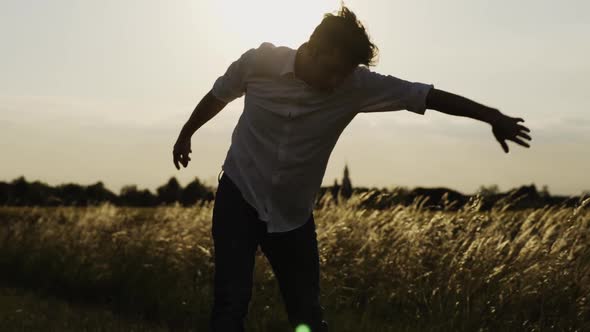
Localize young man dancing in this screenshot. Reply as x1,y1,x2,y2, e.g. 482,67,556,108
173,6,532,332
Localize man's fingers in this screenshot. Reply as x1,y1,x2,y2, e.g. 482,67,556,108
508,136,530,148
517,125,530,133
498,139,509,153
181,153,191,167
517,131,532,141
173,152,180,170
515,117,525,123
173,146,191,169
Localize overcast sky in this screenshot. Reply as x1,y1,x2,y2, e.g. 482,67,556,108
1,0,588,196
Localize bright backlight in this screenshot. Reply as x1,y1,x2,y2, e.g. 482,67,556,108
212,0,338,48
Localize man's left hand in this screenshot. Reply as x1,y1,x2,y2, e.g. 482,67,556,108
490,113,532,153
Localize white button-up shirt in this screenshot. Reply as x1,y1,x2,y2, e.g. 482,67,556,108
211,42,433,233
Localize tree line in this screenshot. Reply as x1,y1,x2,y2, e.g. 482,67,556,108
0,176,214,207
1,175,588,210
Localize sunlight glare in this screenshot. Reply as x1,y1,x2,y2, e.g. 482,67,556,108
212,0,338,48
295,324,311,332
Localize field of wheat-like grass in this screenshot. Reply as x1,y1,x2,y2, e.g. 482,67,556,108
1,193,589,332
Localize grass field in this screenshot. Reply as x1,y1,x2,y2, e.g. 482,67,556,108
0,286,168,331
0,193,589,331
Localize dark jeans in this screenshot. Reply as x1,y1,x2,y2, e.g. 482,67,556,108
209,171,328,332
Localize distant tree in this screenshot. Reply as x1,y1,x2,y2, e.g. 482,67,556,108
10,176,29,205
341,164,353,199
156,177,183,205
477,184,499,197
540,184,551,198
56,183,88,206
85,181,117,204
119,185,137,202
119,185,157,206
7,176,54,206
181,177,213,206
0,181,10,205
27,180,55,205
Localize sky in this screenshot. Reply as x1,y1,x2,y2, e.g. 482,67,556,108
1,0,589,196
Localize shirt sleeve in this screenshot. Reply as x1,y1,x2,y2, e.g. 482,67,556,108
210,47,258,103
355,66,434,115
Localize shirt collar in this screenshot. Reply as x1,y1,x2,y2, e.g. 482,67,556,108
280,47,361,90
280,48,297,78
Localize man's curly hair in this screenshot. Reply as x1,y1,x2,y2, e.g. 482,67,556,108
308,5,379,67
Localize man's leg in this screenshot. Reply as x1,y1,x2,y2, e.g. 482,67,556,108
209,172,266,332
260,213,329,332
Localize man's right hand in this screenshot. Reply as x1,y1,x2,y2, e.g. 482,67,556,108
173,136,192,170
172,90,228,170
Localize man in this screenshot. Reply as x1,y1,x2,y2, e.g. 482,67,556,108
173,6,531,332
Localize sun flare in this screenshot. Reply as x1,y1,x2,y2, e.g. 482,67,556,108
212,0,338,48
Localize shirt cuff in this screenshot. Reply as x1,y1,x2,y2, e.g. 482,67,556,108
211,77,242,104
407,83,434,115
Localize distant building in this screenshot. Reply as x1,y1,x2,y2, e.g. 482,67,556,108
330,179,341,204
341,163,353,199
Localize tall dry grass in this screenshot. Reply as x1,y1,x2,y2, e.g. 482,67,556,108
0,193,588,332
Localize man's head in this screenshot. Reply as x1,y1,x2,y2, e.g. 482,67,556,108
298,5,378,92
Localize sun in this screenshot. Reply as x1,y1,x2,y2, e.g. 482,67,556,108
212,0,338,48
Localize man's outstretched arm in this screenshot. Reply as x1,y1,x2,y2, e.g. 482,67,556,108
173,90,228,170
425,88,532,153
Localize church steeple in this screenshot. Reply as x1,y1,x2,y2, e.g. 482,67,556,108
341,163,352,199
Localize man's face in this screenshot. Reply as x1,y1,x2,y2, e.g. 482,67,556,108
307,47,358,93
